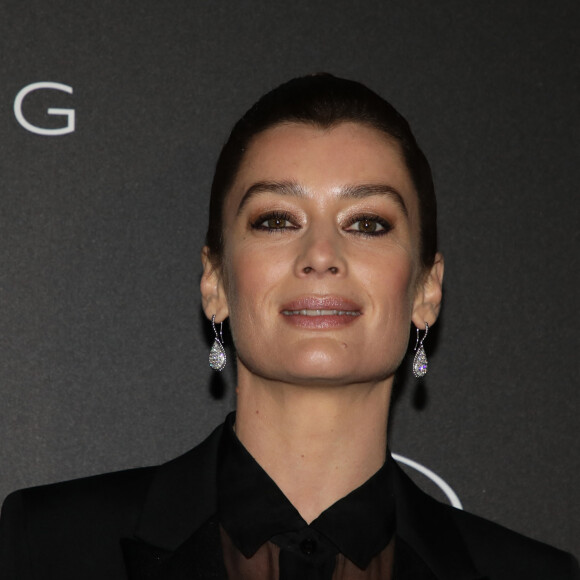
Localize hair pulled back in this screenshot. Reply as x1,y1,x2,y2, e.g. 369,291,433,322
205,74,437,269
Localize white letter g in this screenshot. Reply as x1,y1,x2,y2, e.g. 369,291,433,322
14,82,75,136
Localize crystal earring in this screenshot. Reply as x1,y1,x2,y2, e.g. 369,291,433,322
209,315,226,371
412,322,429,378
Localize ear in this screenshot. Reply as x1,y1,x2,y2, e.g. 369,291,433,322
412,253,444,329
200,246,229,322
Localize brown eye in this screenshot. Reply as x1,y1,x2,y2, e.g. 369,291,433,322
267,217,289,229
358,219,377,233
346,216,390,235
251,212,297,232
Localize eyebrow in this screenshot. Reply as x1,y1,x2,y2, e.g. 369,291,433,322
236,180,408,216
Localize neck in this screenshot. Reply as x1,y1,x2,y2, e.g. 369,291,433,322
234,367,393,523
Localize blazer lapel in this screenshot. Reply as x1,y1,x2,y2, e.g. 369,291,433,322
391,458,487,580
122,517,227,580
122,424,225,580
122,537,173,580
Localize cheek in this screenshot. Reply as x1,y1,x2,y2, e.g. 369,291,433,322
370,257,417,367
223,244,278,325
363,251,417,312
395,260,416,305
222,244,291,368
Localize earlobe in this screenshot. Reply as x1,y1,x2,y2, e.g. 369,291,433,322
412,253,444,328
200,246,229,322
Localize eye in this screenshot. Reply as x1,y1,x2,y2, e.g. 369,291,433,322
345,215,392,236
251,211,298,231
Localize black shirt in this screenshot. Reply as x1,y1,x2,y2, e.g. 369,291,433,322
217,412,408,579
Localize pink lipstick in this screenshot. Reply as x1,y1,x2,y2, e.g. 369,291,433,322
280,297,362,329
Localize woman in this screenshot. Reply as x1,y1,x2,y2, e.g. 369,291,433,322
0,74,578,579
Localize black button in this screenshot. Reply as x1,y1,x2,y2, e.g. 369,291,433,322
299,538,317,555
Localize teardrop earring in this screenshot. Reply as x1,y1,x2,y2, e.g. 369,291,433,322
412,322,429,378
208,315,227,371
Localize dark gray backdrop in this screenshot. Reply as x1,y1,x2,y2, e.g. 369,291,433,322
1,0,578,558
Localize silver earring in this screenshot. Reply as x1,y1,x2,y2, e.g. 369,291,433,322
412,322,429,378
209,315,226,371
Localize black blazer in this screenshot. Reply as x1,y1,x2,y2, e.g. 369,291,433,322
1,422,578,580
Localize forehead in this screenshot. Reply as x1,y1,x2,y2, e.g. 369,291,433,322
224,121,419,218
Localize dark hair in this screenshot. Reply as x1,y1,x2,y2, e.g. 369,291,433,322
206,73,437,269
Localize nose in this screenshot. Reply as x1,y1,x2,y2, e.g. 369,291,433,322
294,227,347,277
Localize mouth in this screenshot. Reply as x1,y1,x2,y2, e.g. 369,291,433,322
281,309,360,317
280,297,362,328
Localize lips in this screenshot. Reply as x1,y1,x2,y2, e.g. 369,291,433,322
282,309,360,316
280,297,362,328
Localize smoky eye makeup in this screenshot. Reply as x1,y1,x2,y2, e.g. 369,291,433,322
343,213,393,236
250,210,300,232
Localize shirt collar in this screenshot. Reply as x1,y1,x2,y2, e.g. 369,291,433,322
217,412,396,569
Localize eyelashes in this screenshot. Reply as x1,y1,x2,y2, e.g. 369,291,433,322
343,214,392,236
250,211,393,237
251,211,298,232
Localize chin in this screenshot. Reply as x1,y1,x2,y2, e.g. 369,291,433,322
238,339,403,386
283,346,353,379
270,355,396,387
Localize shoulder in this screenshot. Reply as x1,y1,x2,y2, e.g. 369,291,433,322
391,459,579,579
0,467,157,579
447,504,580,579
3,465,156,529
0,425,224,579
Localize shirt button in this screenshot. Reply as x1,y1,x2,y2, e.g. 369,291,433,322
299,538,317,555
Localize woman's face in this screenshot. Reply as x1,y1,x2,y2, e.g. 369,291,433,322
203,122,441,387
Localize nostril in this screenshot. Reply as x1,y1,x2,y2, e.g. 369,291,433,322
301,265,340,275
